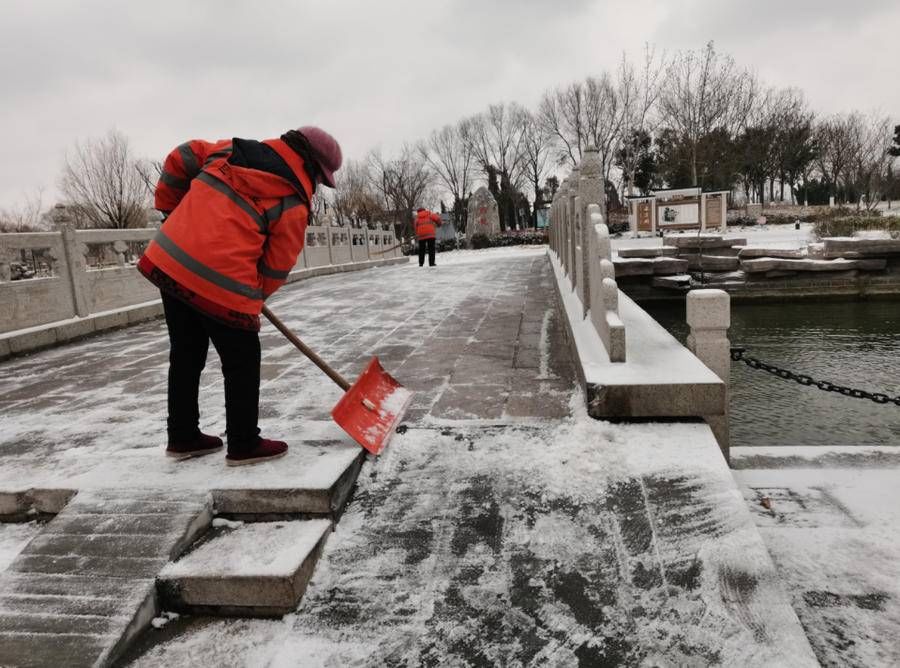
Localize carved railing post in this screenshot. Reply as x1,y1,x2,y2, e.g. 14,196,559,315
686,289,731,463
566,170,579,284
558,177,569,276
587,204,625,362
113,239,128,267
61,224,90,317
578,146,604,317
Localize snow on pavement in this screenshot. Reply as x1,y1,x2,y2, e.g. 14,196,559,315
735,450,900,666
127,395,815,667
0,247,564,493
0,521,42,572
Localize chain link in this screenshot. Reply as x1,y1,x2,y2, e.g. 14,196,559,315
730,347,900,406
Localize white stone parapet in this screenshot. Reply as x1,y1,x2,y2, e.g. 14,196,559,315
686,288,731,460
0,224,401,335
548,147,625,363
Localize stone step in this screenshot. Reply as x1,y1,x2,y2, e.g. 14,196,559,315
612,256,689,277
616,246,678,258
1,439,365,520
157,519,332,617
0,490,211,667
741,257,887,274
685,254,741,271
822,237,900,258
663,234,746,249
737,246,806,259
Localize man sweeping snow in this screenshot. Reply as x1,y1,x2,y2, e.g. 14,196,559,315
138,127,342,465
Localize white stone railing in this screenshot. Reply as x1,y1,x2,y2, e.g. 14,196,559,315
1,224,401,334
549,146,626,362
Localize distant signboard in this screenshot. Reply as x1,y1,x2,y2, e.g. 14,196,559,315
535,208,549,229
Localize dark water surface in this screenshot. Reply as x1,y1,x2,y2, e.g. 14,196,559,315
643,299,900,447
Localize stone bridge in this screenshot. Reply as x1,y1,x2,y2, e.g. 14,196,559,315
0,237,817,664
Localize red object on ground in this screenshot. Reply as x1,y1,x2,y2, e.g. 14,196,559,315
226,437,289,467
261,306,413,456
331,357,414,456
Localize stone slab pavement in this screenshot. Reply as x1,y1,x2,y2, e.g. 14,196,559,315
0,248,573,499
0,490,211,667
0,248,817,665
123,421,816,667
733,445,900,667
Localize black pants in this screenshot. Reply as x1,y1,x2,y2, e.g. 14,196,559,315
162,293,260,452
418,238,436,266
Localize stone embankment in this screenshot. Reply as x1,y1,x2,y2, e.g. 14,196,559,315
615,235,900,301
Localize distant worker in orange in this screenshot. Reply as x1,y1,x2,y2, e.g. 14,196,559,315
413,207,442,267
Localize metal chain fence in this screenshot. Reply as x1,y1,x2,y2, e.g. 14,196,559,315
730,347,900,406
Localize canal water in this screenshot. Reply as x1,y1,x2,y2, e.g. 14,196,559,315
643,299,900,447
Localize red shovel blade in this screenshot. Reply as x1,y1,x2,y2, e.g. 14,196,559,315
331,357,413,455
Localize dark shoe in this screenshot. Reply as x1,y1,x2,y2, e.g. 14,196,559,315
166,432,223,460
226,437,288,466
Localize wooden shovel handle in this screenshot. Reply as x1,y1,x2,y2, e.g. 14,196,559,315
261,305,351,392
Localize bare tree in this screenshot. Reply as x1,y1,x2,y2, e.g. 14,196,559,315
368,145,434,239
537,71,631,211
465,103,529,188
136,159,163,199
332,159,385,227
420,121,474,233
618,45,666,196
659,41,759,186
0,188,46,233
60,129,150,229
463,103,530,229
538,82,586,167
520,111,555,226
815,114,857,204
845,113,894,211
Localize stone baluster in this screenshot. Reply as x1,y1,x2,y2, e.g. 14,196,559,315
566,169,579,284
549,191,557,255
578,147,604,316
562,178,570,274
113,240,128,267
686,289,731,463
60,224,90,317
587,204,626,362
326,225,334,265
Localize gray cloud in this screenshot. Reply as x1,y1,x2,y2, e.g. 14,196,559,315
0,0,897,207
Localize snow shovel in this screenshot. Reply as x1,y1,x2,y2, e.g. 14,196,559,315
370,238,408,256
261,305,413,455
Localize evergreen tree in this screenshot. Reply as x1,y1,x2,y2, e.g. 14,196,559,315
890,124,900,157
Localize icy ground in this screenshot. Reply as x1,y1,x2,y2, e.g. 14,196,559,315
0,521,42,571
0,247,567,491
1,247,816,665
125,403,813,667
612,222,815,253
733,446,900,667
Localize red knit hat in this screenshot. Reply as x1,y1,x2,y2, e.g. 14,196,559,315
297,126,342,188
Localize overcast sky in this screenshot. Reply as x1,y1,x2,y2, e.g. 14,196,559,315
1,0,898,208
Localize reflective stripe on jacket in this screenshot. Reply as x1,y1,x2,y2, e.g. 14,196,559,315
414,209,441,240
142,137,314,316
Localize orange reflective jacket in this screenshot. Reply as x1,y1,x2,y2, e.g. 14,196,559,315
414,208,442,240
142,138,314,315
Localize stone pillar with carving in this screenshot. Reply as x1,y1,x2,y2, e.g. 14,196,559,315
326,225,334,265
578,146,604,317
686,289,731,463
566,169,579,284
60,223,90,317
560,177,570,275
